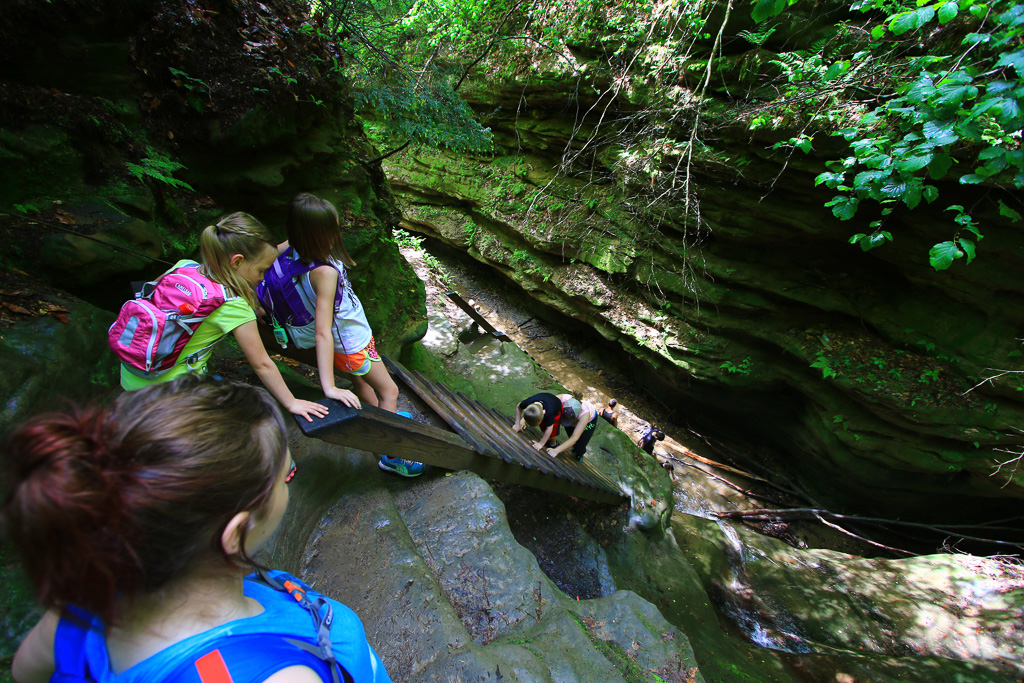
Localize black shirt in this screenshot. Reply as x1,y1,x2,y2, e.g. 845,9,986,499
518,393,562,428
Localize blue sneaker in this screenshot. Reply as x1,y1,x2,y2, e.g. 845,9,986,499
379,411,424,477
378,454,424,477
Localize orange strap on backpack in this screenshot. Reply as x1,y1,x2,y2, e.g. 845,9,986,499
195,650,235,683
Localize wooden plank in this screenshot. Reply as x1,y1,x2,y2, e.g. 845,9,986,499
420,377,525,467
446,291,512,342
387,361,497,457
294,400,625,504
296,400,479,470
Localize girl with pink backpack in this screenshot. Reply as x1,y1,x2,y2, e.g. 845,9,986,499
109,212,332,423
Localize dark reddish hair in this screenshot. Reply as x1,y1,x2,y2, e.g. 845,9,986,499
286,192,356,267
1,375,288,626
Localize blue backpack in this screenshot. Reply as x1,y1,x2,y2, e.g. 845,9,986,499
256,248,342,349
51,570,357,683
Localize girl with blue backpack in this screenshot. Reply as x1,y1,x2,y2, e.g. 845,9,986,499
5,374,391,683
109,212,333,422
257,194,423,478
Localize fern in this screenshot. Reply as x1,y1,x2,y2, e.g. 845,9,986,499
738,28,776,47
126,148,194,191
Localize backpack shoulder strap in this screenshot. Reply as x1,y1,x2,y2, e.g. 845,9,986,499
51,607,98,682
250,569,354,683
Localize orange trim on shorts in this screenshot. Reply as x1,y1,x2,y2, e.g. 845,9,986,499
333,337,379,376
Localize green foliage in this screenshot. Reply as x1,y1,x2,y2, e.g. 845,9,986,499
720,356,753,374
352,69,494,153
316,0,496,154
811,352,837,379
803,0,1024,268
392,228,425,250
751,0,801,23
125,148,194,191
168,67,211,114
12,202,41,214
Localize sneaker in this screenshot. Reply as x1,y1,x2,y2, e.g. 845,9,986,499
378,454,424,477
379,412,424,477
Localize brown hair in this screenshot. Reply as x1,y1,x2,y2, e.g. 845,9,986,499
286,193,356,267
1,375,288,626
523,403,544,426
199,212,276,309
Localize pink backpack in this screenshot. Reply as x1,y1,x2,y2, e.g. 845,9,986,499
109,261,233,375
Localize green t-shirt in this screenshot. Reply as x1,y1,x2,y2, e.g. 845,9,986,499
120,293,256,391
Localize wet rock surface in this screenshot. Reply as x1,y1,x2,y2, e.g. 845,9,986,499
299,469,704,682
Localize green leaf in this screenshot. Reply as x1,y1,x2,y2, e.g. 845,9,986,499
914,6,936,25
934,81,978,110
751,0,788,23
898,153,933,172
849,233,866,244
826,195,860,220
904,184,922,209
923,184,940,202
815,171,845,186
959,237,976,264
959,173,987,184
928,153,953,179
865,232,890,250
890,11,917,34
996,49,1024,78
998,199,1022,222
922,120,958,145
824,61,850,81
938,1,959,22
929,241,963,270
871,24,886,39
854,169,891,185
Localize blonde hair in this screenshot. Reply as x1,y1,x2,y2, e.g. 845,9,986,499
199,212,276,309
524,403,543,426
286,193,356,267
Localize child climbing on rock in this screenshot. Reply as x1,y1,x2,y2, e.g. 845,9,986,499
109,212,329,422
513,392,599,461
258,193,423,478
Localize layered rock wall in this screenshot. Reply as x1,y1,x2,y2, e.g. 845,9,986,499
379,6,1024,520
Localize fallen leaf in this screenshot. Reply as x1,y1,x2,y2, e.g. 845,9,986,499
3,303,32,315
52,312,69,324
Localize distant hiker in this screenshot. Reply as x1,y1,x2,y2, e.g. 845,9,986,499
4,375,391,683
109,212,328,422
514,392,600,461
638,425,666,455
257,193,422,478
599,398,619,428
467,299,484,335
